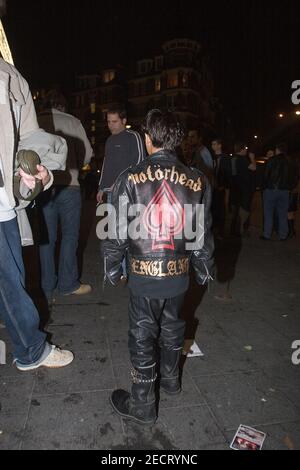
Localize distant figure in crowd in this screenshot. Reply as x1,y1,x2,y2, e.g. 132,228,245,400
211,138,231,238
96,106,145,282
178,138,192,166
103,109,214,425
230,142,256,237
287,155,300,238
261,143,298,240
188,129,214,180
37,90,93,304
0,57,73,370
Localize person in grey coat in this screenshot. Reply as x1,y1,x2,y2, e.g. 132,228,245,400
0,57,74,371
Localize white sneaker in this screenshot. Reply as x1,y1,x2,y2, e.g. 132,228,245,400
66,284,92,295
15,345,74,371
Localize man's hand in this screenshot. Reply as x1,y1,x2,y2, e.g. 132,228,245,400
96,190,104,204
19,164,50,189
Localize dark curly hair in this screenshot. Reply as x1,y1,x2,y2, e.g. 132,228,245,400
141,109,185,151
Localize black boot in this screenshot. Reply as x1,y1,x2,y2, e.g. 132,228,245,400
110,364,157,425
160,349,182,395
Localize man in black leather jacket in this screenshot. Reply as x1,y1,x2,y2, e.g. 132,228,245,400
102,109,214,425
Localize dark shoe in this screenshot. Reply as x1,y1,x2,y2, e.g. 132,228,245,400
110,389,156,425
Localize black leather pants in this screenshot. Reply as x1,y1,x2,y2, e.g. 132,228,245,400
128,294,186,373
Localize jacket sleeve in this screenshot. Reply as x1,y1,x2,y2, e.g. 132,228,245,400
191,177,215,285
101,172,130,286
76,120,93,167
18,74,40,138
18,128,67,171
98,140,111,191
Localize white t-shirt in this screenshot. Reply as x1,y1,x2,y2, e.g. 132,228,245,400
0,158,16,222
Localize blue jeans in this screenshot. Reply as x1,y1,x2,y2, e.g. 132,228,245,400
39,186,81,296
263,189,289,239
0,218,51,365
106,191,127,277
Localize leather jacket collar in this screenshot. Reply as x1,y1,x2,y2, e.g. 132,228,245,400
148,149,177,161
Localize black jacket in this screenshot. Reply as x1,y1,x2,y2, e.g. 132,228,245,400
102,150,214,298
263,154,298,191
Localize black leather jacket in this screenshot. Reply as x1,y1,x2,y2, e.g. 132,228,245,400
263,154,298,191
102,150,214,296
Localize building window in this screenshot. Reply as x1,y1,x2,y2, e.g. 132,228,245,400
103,70,115,83
139,62,147,74
90,102,96,114
155,78,161,92
155,56,164,71
138,60,153,75
167,72,178,89
91,136,96,145
91,119,96,132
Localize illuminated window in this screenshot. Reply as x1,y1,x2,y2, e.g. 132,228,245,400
91,136,96,145
103,70,115,83
91,120,96,132
155,78,161,92
90,103,96,114
167,73,178,88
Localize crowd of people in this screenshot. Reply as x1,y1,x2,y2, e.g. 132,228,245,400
178,134,300,241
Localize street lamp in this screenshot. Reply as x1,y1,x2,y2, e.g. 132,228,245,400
254,135,258,139
278,113,284,118
296,111,300,116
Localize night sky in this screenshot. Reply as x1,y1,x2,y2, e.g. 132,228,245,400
2,0,300,139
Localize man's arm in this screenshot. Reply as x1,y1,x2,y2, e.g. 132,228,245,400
191,177,215,284
129,130,146,165
76,121,93,166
